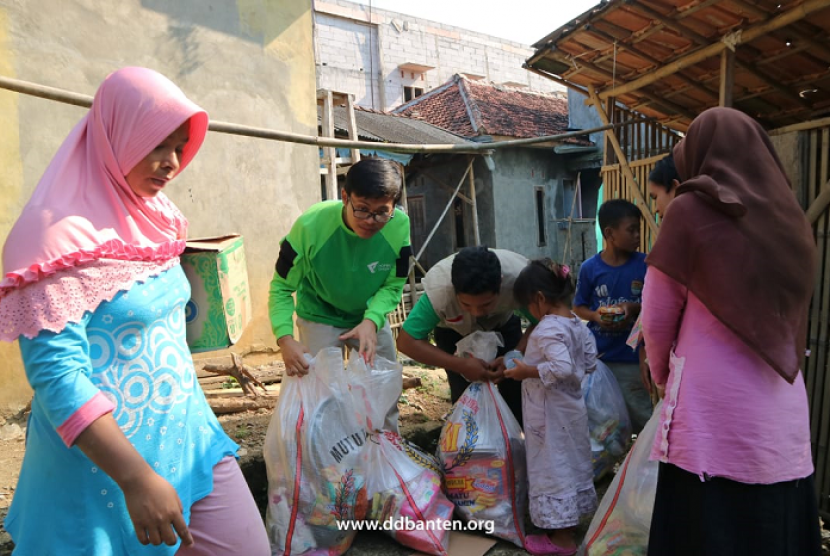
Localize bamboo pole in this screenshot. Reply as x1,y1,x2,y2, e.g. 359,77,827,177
321,90,337,200
346,93,361,164
597,0,830,101
588,85,659,235
562,173,581,265
468,158,481,246
806,179,830,225
719,48,735,107
0,73,643,155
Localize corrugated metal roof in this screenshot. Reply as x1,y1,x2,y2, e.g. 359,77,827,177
316,105,471,145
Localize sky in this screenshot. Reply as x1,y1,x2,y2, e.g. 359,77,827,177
358,0,602,46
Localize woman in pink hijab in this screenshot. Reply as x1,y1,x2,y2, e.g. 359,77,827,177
0,67,269,555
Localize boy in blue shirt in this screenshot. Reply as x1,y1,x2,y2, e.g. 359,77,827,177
574,199,652,432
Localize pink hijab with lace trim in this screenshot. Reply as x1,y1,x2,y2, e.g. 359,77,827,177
0,67,208,340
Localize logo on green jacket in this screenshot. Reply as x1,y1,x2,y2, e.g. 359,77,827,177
367,261,392,274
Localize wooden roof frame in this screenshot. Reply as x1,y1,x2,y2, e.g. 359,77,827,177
526,0,830,132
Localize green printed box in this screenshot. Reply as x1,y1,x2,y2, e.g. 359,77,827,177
181,234,252,352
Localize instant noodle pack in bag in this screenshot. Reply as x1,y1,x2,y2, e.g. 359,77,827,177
347,352,455,556
437,331,527,548
264,348,369,556
581,401,662,556
582,361,632,481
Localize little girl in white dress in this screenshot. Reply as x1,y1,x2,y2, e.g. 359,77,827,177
505,259,598,556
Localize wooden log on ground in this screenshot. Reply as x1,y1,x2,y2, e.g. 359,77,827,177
209,395,278,415
200,365,284,390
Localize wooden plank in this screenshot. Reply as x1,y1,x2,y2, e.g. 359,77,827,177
814,128,830,506
589,86,659,234
634,118,645,161
719,49,735,107
346,93,361,164
770,116,830,136
808,129,822,445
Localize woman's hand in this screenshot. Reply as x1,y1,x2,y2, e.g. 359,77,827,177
277,335,311,376
75,415,192,547
339,319,378,365
121,470,193,547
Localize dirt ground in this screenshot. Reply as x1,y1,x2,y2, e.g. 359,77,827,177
1,357,829,556
0,360,460,555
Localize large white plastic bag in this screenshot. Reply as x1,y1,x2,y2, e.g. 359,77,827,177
437,381,527,547
264,348,369,556
454,330,504,362
346,353,454,556
582,360,632,481
581,401,662,556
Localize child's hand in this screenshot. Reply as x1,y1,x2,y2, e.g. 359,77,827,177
503,359,537,380
618,301,641,325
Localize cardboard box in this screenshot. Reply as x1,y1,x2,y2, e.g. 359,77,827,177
181,234,252,352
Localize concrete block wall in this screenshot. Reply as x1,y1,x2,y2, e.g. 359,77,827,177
314,0,564,111
0,0,319,411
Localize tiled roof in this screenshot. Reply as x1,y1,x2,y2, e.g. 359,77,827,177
392,75,581,142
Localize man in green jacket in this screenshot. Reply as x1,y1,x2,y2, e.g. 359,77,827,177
269,158,411,378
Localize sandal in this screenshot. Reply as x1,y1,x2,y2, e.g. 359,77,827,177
524,533,578,556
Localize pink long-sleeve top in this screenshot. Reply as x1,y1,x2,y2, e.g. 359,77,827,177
641,267,813,484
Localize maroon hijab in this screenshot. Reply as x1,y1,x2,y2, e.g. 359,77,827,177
647,107,816,383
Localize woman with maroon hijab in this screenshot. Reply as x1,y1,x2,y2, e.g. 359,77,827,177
641,107,821,556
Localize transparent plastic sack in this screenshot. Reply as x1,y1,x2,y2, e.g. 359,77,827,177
347,352,454,555
581,401,662,556
437,381,527,547
264,348,369,556
454,330,504,362
582,360,632,481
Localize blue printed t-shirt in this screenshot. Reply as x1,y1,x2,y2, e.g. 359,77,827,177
573,251,647,363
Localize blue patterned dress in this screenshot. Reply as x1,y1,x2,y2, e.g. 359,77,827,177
4,264,238,555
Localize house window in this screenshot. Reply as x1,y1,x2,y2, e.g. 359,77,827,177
404,86,424,102
535,187,546,246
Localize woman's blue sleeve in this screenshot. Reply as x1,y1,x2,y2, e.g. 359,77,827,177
18,315,102,431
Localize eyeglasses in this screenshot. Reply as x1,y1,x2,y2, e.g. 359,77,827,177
348,198,395,223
